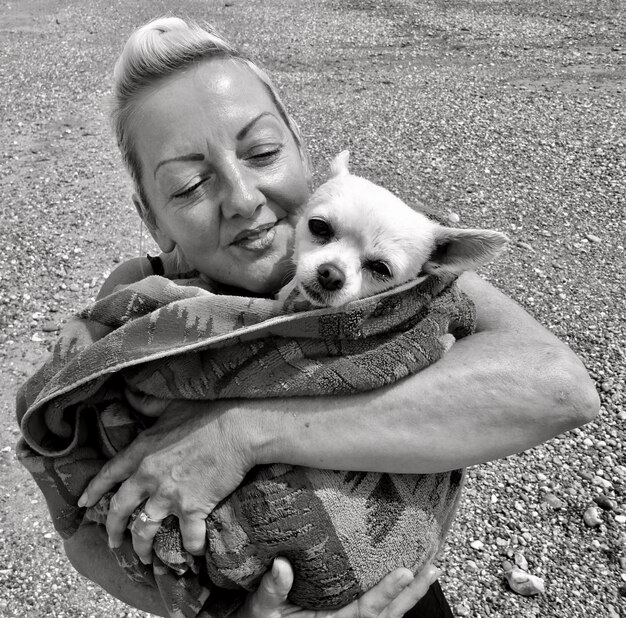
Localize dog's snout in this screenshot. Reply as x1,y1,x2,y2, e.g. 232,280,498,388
317,263,345,291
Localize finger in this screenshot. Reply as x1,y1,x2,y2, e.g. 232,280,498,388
125,387,171,417
250,557,294,614
106,479,148,549
78,447,141,508
381,564,442,618
131,498,168,564
179,514,208,556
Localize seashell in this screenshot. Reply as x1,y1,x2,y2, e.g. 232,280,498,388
504,566,545,596
514,552,528,571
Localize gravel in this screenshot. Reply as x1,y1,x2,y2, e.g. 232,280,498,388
1,0,624,616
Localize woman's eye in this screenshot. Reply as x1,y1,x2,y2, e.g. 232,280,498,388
308,217,333,240
248,146,282,164
172,179,204,199
364,260,392,278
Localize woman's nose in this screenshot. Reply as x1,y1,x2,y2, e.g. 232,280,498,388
220,162,265,218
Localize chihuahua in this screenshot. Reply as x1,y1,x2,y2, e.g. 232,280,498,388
280,150,508,308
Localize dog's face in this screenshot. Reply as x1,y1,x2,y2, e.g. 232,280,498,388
291,151,508,308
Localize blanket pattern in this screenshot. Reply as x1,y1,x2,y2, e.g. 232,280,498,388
16,273,474,617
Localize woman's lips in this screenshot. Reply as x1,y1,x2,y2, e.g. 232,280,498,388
231,223,278,251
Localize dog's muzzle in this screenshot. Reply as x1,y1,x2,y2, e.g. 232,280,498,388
317,263,345,291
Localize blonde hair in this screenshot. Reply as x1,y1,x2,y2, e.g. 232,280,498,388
111,16,310,228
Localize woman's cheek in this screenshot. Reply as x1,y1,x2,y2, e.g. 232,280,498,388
175,217,220,265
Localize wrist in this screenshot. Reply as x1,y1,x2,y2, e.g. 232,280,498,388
226,401,292,468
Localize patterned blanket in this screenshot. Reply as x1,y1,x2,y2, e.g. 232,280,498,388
16,273,474,617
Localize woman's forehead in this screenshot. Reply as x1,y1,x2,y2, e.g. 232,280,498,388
131,59,283,155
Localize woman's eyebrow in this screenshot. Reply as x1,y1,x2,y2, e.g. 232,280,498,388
154,153,205,178
236,112,276,140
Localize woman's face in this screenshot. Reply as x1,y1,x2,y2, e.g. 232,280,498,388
131,59,311,294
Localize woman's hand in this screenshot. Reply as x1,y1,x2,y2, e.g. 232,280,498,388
238,558,441,618
78,394,252,564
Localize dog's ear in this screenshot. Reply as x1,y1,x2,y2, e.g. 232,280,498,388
329,150,350,178
423,227,508,274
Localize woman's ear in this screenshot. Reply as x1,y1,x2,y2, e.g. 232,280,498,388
132,194,176,253
423,227,508,274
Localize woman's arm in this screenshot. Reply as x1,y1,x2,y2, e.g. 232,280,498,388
248,271,599,472
96,253,187,299
97,257,154,300
98,261,597,466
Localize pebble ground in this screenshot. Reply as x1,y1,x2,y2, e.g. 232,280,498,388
1,0,624,616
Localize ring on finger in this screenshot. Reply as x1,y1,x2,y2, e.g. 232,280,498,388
131,508,164,529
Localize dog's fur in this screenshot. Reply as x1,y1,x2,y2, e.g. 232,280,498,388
280,150,508,308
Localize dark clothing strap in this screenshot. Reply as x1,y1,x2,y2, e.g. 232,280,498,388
403,581,454,617
146,254,165,276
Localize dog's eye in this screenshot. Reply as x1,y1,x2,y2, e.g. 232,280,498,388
308,218,333,239
364,260,392,278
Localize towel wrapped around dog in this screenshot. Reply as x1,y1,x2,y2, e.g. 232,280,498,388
16,272,474,617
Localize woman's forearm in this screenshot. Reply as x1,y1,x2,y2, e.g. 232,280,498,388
63,524,168,616
231,273,599,474
236,329,597,474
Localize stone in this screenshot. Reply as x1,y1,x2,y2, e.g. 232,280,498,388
454,603,471,616
515,241,535,252
470,540,484,550
594,495,615,511
544,493,565,509
583,507,603,527
593,475,613,489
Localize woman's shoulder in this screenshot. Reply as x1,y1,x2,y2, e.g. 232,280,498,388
97,256,155,299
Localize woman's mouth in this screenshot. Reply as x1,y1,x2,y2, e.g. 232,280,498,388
231,223,278,251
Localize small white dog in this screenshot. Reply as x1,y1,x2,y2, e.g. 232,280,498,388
280,150,508,308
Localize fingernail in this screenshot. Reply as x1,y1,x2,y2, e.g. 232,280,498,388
399,571,414,588
108,539,121,550
271,558,280,579
77,494,87,508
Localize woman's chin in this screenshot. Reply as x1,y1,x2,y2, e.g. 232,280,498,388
189,220,295,296
236,223,294,295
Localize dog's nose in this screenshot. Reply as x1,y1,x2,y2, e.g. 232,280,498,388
317,263,345,291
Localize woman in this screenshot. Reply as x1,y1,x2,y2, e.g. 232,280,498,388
34,16,598,618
